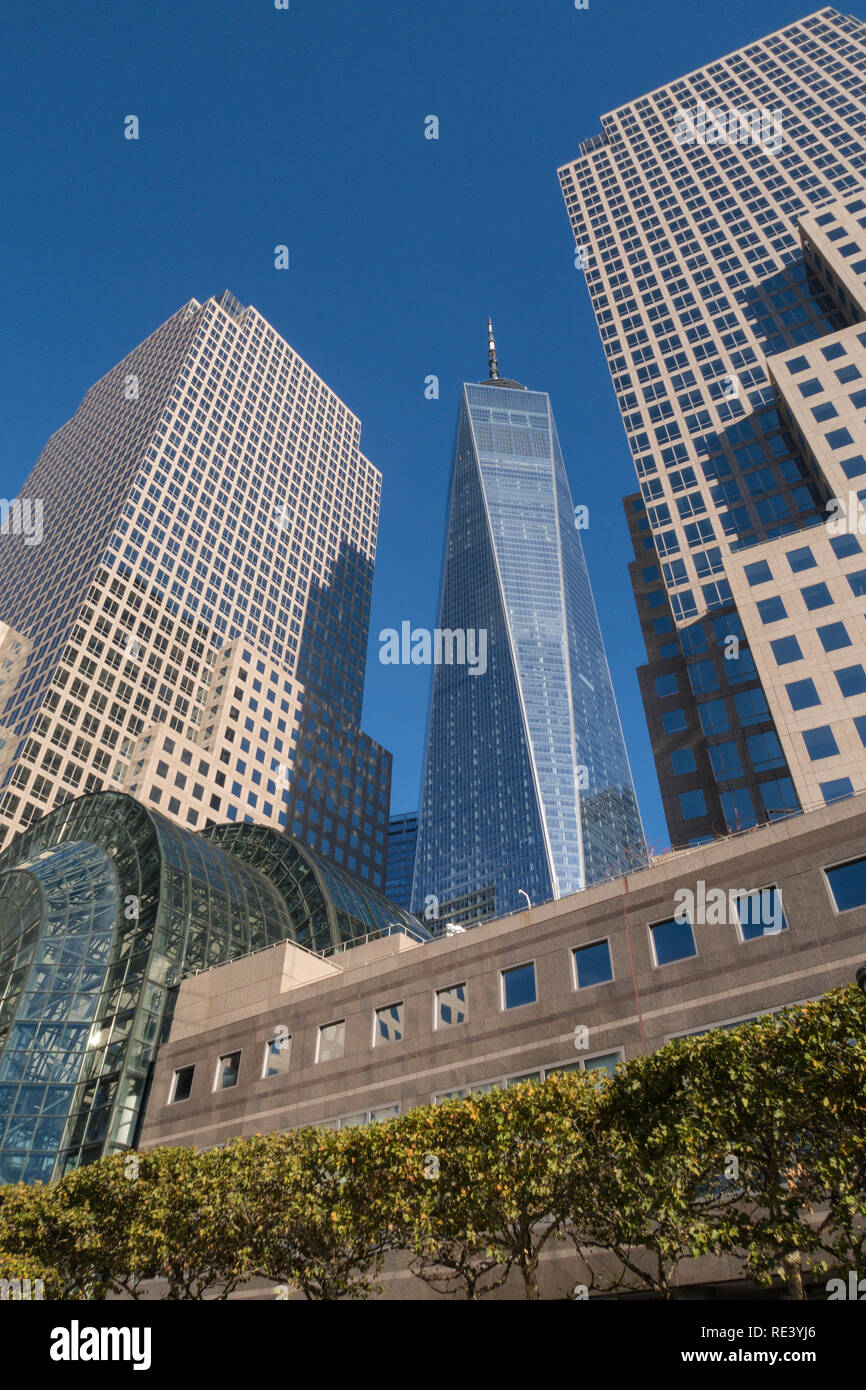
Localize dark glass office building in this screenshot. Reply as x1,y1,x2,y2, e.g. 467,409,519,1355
385,812,418,910
411,327,646,925
0,791,426,1184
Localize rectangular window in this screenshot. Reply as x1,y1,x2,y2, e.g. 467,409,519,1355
771,635,803,665
317,1019,346,1062
801,582,833,611
501,961,537,1010
735,886,787,941
757,596,787,623
215,1051,241,1090
374,1001,404,1044
825,855,866,912
785,546,815,573
679,788,707,819
846,571,866,597
835,665,866,698
786,678,820,710
671,747,697,775
435,983,467,1029
817,622,851,652
802,725,840,761
573,939,614,989
263,1035,292,1079
821,776,854,804
171,1065,194,1103
650,916,697,966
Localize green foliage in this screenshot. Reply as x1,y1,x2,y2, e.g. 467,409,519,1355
0,985,862,1299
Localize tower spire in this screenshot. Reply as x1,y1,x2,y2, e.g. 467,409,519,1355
487,316,500,380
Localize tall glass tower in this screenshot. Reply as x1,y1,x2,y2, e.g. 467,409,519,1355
411,324,646,926
558,6,866,848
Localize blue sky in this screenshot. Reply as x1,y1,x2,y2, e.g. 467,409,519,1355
0,0,845,852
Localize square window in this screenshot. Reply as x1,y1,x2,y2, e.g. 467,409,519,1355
770,635,803,665
501,962,537,1009
835,664,866,697
830,533,862,558
670,747,697,775
802,725,840,761
797,378,822,398
846,570,866,597
812,401,838,422
836,363,862,383
708,740,743,780
821,343,846,362
679,788,707,819
654,673,678,697
826,855,866,911
786,355,809,374
820,776,854,804
698,698,730,735
841,454,866,480
374,1002,404,1044
801,582,833,611
746,730,785,772
721,785,758,830
817,622,851,652
757,596,787,623
826,428,854,449
662,708,688,734
171,1066,194,1103
785,546,816,573
573,939,614,988
317,1019,346,1062
263,1035,292,1078
215,1052,241,1090
735,886,787,940
759,776,798,820
650,917,697,966
744,560,773,585
854,714,866,747
583,1052,621,1077
785,678,820,710
435,983,467,1029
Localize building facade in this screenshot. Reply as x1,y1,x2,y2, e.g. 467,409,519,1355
558,6,866,847
140,792,866,1155
385,811,418,910
410,325,646,925
0,291,391,888
0,791,426,1185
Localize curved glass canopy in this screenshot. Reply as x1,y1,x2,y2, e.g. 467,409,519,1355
0,791,426,1183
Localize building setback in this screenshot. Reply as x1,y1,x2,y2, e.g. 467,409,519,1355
410,324,646,925
558,6,866,848
0,291,390,887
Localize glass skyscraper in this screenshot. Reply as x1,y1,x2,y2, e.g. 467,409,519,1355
385,811,418,909
558,6,866,847
411,325,646,925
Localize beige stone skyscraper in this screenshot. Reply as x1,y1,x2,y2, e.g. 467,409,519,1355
0,291,391,887
558,6,866,848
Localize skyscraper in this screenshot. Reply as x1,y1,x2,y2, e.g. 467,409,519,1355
0,291,390,887
558,6,866,847
385,810,418,909
411,324,646,926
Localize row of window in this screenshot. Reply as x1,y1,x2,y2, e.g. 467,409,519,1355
165,846,866,1105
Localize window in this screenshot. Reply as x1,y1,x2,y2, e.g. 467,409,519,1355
679,788,707,819
817,622,851,652
583,1052,621,1078
745,559,772,585
573,939,614,989
786,678,820,710
825,855,866,912
802,725,840,761
435,983,467,1029
215,1051,241,1090
821,777,854,804
650,916,697,966
757,596,787,623
654,673,678,697
846,571,866,597
771,635,803,665
759,776,797,819
786,546,816,573
662,708,688,733
801,582,833,611
171,1066,194,1103
501,962,537,1009
835,664,866,698
735,886,787,941
698,698,730,735
671,747,697,775
374,1002,404,1044
263,1035,292,1079
317,1019,346,1062
709,740,743,780
830,533,861,559
746,730,785,772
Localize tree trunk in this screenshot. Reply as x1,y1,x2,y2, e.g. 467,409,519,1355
783,1251,805,1300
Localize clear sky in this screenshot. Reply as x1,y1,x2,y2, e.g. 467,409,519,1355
1,0,850,853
